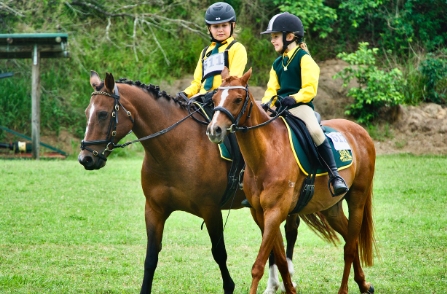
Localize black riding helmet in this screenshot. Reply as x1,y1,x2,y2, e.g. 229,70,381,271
261,12,304,53
205,2,236,41
205,2,236,24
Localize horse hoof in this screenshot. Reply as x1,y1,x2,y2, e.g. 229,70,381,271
280,281,296,293
362,284,374,294
263,284,279,294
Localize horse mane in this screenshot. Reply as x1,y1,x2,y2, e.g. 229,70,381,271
116,78,189,108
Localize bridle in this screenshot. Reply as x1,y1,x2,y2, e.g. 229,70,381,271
80,86,203,161
213,85,286,133
80,87,134,161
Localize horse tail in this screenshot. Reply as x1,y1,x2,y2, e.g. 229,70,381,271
358,181,379,267
300,212,340,245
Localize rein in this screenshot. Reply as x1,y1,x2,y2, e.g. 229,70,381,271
213,86,285,133
81,87,201,160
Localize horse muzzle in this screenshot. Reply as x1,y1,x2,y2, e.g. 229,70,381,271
206,123,227,144
78,151,106,170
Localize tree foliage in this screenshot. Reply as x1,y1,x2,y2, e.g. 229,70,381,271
0,0,446,139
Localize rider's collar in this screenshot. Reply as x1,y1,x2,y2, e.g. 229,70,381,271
211,36,234,47
283,45,299,58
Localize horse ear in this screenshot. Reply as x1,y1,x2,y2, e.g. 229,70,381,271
105,72,115,93
240,67,252,86
90,70,101,89
221,66,229,79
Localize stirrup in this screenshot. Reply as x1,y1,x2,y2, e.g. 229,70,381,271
328,176,349,197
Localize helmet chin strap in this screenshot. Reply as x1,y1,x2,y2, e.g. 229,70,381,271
281,32,294,54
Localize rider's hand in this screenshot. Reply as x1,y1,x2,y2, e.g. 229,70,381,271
282,96,296,107
176,92,188,101
261,103,269,111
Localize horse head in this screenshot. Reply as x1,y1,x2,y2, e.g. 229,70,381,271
206,67,253,144
78,71,135,170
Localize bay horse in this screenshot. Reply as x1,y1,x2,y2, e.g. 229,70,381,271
78,71,301,293
206,67,377,294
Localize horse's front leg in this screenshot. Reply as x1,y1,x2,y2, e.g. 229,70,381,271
264,214,300,294
140,202,167,294
250,208,295,294
202,208,235,294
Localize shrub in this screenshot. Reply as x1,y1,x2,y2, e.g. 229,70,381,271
419,51,447,104
334,42,405,124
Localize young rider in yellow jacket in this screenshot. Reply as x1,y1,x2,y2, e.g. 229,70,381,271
261,12,348,196
180,2,247,99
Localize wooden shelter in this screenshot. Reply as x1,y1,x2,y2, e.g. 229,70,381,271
0,33,69,159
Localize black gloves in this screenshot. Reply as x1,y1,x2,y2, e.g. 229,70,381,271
261,103,269,111
176,92,188,101
274,96,296,108
282,96,296,107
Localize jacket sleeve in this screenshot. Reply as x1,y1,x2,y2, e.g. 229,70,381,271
228,43,248,77
289,54,319,103
262,67,280,105
183,50,205,98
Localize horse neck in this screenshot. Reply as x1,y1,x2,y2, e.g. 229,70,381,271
235,101,279,171
120,85,201,160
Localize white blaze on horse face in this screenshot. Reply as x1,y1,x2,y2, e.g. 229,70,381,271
209,89,230,132
85,102,96,134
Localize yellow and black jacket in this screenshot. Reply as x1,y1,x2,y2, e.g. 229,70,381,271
262,46,319,109
184,36,247,98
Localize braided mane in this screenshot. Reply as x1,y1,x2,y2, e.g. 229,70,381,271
116,78,189,108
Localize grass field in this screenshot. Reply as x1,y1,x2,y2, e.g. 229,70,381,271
0,154,446,293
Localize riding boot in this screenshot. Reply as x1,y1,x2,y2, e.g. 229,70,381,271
241,198,252,208
316,138,349,197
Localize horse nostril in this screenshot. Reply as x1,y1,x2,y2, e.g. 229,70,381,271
215,126,222,136
79,154,94,167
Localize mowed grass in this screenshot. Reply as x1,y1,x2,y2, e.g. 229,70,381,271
0,154,446,293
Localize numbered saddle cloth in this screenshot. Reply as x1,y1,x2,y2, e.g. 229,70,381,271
281,117,353,175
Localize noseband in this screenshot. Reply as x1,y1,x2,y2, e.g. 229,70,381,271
80,87,134,161
213,85,253,133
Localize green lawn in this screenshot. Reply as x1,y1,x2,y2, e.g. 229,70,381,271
0,154,446,293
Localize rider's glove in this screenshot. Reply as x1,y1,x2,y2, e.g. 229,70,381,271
261,103,269,111
275,96,296,108
282,96,296,107
176,92,188,101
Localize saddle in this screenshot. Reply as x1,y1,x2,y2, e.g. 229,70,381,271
282,111,353,214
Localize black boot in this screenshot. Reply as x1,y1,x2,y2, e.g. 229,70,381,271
241,198,252,208
317,139,349,197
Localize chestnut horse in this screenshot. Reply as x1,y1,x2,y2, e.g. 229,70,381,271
206,67,377,294
78,71,301,294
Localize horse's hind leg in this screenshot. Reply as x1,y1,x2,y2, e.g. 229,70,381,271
203,209,235,294
264,251,280,294
322,199,373,294
141,203,168,294
265,214,299,294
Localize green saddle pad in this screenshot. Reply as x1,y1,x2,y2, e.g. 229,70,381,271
219,143,232,161
281,117,353,176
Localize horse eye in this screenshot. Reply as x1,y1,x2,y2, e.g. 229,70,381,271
97,111,108,121
235,98,243,104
